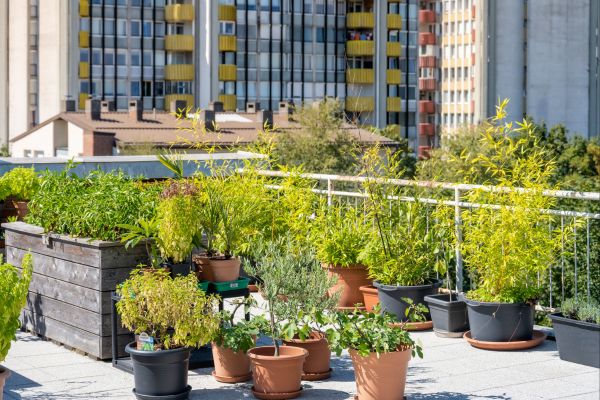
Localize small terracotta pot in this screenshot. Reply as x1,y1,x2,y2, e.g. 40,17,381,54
283,332,331,380
323,263,371,309
196,256,241,282
248,345,308,399
349,347,411,400
359,285,379,311
211,343,252,383
0,366,11,399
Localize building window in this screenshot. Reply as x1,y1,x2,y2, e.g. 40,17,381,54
143,21,152,37
154,22,165,37
117,50,127,66
131,50,141,66
117,79,127,96
130,81,141,97
80,49,89,62
104,19,115,36
117,20,127,36
219,21,235,35
130,20,141,37
154,81,164,96
142,81,152,97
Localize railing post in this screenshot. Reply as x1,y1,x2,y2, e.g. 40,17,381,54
327,178,333,206
454,188,464,292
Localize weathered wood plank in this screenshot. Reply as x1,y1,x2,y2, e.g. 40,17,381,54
28,273,101,313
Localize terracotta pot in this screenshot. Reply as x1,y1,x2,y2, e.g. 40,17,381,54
349,347,411,400
323,263,371,309
283,332,331,380
0,366,10,399
1,199,28,221
196,256,241,282
211,343,252,383
359,285,379,311
248,346,308,399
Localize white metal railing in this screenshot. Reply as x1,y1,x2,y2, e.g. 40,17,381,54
242,169,600,308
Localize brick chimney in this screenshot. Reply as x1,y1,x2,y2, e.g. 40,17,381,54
129,100,143,121
62,99,76,112
101,100,115,112
85,99,101,121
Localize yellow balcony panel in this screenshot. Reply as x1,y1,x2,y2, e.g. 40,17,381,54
387,69,402,84
387,97,402,112
219,94,237,111
219,64,237,81
387,14,402,30
218,4,237,21
345,96,374,112
346,12,374,29
346,68,374,84
387,42,402,57
165,94,194,111
165,64,194,81
79,93,89,110
79,62,89,79
79,0,89,17
165,4,194,23
346,40,374,56
165,35,194,52
218,35,237,52
79,31,89,48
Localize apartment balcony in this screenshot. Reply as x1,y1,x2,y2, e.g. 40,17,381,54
419,9,436,23
164,94,194,111
419,56,437,68
346,40,375,56
218,94,237,111
218,64,237,81
219,35,237,52
165,4,195,23
345,96,375,112
78,93,88,110
387,14,403,30
387,42,402,57
79,0,89,17
346,69,374,84
419,78,437,91
419,122,436,136
419,100,435,114
386,69,402,84
79,62,89,79
346,12,375,29
165,64,195,81
79,31,89,48
165,35,194,52
218,4,237,22
419,32,436,46
386,97,402,112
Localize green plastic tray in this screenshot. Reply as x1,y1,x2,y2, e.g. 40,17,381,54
209,277,250,292
198,281,210,292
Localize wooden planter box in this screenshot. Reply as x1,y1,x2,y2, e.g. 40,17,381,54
3,221,148,359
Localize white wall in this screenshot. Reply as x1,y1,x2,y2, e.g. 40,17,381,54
0,0,8,146
67,123,84,157
8,3,30,141
11,123,56,158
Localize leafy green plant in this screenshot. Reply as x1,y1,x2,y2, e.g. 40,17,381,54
213,298,268,353
325,305,423,358
0,254,33,362
0,168,39,201
118,217,164,268
561,298,600,324
116,268,220,349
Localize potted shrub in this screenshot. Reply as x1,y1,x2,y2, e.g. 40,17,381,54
212,299,267,383
312,203,370,310
0,167,39,220
326,306,424,400
0,254,32,395
550,298,600,368
245,239,310,399
116,268,220,399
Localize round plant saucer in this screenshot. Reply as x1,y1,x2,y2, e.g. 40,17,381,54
463,330,547,351
302,368,332,381
336,306,367,313
251,386,303,400
211,370,252,383
132,385,191,400
354,396,406,400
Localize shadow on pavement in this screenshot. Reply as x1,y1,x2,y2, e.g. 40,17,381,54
407,392,511,400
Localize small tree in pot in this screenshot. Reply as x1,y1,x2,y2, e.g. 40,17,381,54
0,254,33,395
116,269,220,400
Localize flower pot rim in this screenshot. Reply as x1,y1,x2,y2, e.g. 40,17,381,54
124,342,190,356
321,263,367,270
424,293,465,305
247,345,308,361
373,278,443,291
549,312,600,330
462,297,535,308
359,284,377,292
348,346,412,358
282,331,327,344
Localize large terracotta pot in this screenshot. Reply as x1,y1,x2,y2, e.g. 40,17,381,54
196,256,241,282
0,366,10,400
359,285,379,311
283,332,331,380
323,263,371,309
349,347,411,400
1,199,28,221
248,346,308,400
211,343,252,383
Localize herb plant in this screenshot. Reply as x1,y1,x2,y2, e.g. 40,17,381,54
561,298,600,324
213,299,268,353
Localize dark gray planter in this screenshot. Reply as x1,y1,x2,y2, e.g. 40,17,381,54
424,293,469,337
126,343,192,400
464,297,535,342
550,313,600,368
373,279,442,322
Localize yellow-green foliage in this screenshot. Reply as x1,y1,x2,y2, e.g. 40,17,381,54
0,168,39,201
0,254,33,362
116,268,220,349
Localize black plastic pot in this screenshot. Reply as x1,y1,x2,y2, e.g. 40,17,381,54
550,313,600,368
424,293,469,337
463,298,535,342
125,343,192,400
373,279,442,321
